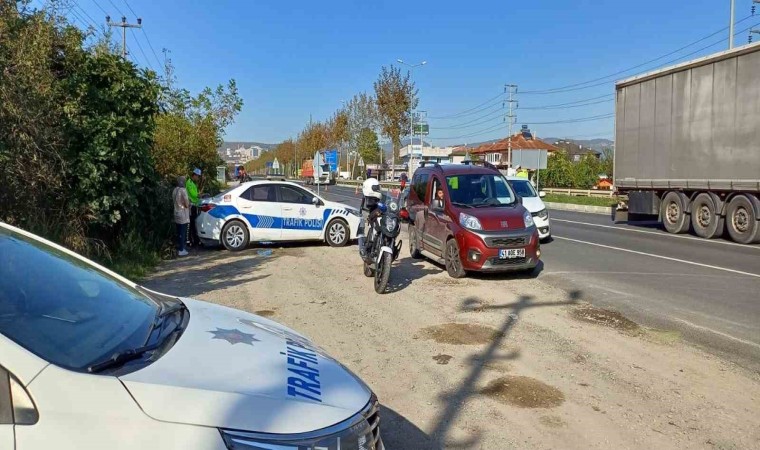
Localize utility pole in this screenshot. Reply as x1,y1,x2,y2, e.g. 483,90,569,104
750,1,760,43
729,0,735,49
106,16,142,58
505,84,518,168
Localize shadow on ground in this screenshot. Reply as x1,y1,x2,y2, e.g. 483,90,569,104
384,257,441,293
380,405,435,449
425,290,582,448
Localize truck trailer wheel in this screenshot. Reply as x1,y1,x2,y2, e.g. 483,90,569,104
661,192,690,234
691,193,724,239
726,195,760,244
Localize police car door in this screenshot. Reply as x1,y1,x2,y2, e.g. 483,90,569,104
277,185,324,240
236,184,282,241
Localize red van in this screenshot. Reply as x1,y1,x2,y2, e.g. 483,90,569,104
405,161,541,278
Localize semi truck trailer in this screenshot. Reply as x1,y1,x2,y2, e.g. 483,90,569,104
614,42,760,244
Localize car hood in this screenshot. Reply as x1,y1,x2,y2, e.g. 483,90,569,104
460,204,529,231
120,298,372,434
520,196,546,214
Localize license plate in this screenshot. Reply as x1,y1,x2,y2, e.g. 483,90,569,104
499,248,525,259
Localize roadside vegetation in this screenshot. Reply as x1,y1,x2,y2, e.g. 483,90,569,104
0,1,241,279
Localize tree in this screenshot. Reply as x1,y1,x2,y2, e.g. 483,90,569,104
573,153,601,189
542,151,574,188
357,128,381,165
599,146,614,181
374,65,417,159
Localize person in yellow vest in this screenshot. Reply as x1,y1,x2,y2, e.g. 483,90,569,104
516,165,529,179
186,168,202,247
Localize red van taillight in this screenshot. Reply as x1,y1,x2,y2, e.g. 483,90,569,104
200,203,216,213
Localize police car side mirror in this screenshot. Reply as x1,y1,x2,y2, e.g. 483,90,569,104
516,195,523,205
539,191,546,198
311,196,319,206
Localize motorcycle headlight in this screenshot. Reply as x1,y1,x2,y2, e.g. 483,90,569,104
523,211,535,228
459,213,482,231
388,200,399,213
385,217,398,233
220,399,381,450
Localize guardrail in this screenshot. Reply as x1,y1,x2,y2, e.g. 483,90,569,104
542,188,616,198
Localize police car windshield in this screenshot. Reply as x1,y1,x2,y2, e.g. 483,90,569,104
446,174,516,207
510,179,538,198
0,227,158,372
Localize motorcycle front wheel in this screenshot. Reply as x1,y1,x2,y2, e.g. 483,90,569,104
374,251,392,294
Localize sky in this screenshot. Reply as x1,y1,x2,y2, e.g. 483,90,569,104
58,0,760,146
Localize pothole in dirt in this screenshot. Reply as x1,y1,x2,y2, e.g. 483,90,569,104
539,415,566,428
570,306,639,332
480,376,565,408
420,323,504,345
432,354,453,365
255,310,276,317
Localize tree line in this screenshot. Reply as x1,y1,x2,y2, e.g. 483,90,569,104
247,66,417,179
0,1,241,276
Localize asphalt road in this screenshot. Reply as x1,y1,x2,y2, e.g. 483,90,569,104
308,183,760,368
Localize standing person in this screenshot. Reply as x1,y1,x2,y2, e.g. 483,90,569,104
186,168,202,247
516,165,529,179
173,176,190,257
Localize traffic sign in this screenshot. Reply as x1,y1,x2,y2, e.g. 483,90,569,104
272,158,280,170
358,157,365,168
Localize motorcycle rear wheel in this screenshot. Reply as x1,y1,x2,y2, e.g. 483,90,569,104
374,251,392,294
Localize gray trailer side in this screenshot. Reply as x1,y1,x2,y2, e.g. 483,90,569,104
614,43,760,244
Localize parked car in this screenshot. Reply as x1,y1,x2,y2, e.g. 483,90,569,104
405,162,540,278
506,177,551,241
197,180,361,251
0,222,383,450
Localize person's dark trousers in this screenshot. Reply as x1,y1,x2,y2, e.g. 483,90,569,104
189,205,200,246
176,223,188,252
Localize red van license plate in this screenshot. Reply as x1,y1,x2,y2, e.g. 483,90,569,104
499,248,525,259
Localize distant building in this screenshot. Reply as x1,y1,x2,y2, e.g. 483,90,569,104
398,144,455,174
217,142,267,165
453,128,559,169
552,140,601,162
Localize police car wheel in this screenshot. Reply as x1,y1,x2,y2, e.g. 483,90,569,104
326,220,349,247
222,220,249,252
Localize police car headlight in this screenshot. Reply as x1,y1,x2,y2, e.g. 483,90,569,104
347,208,360,217
536,208,548,220
219,399,381,450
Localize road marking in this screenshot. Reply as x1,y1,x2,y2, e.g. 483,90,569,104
552,236,760,279
671,318,760,350
541,271,747,280
552,218,760,250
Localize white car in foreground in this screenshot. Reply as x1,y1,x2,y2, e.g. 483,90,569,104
0,222,383,450
197,180,361,251
507,177,551,240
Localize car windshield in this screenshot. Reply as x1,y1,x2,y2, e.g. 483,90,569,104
0,227,159,371
446,174,516,207
510,179,538,198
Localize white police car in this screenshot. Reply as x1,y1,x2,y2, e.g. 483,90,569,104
506,177,551,241
0,222,383,449
197,181,362,251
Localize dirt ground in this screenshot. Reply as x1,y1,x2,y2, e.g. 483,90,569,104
143,231,760,450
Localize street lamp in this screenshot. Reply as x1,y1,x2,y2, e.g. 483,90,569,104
397,59,427,178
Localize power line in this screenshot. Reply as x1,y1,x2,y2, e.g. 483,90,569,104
519,93,614,109
430,104,504,129
433,112,614,141
130,28,153,70
521,14,755,94
521,98,614,110
121,0,138,18
106,0,125,17
427,92,504,119
89,0,108,16
141,27,164,69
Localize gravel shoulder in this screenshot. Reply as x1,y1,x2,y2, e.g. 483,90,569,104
144,230,760,450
